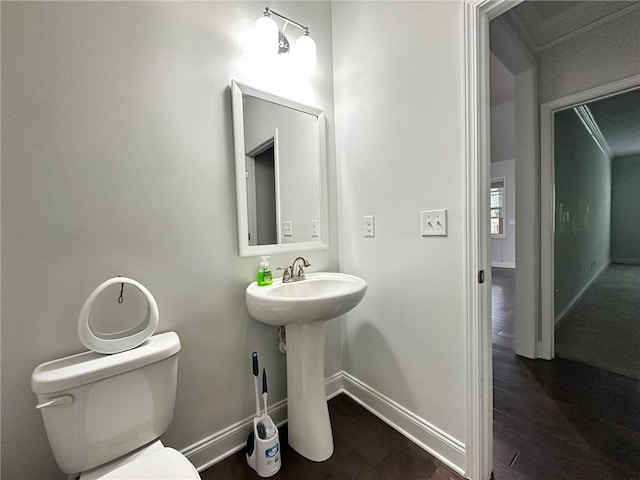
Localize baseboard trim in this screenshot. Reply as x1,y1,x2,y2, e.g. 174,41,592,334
341,372,465,475
183,371,464,476
325,370,345,399
491,261,515,269
182,396,288,472
182,371,343,472
611,258,640,265
555,261,609,330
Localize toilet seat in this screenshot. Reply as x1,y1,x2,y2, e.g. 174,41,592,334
80,447,200,480
78,277,159,354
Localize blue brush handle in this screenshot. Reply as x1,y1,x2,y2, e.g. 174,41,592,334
252,352,259,377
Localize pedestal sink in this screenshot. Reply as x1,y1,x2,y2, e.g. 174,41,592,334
246,272,367,461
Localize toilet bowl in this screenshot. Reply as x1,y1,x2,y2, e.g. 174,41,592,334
31,332,200,480
78,441,198,480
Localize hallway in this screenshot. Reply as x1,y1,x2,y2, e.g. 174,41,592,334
555,264,640,379
491,268,640,479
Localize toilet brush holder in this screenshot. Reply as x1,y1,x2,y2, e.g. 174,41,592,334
246,415,281,477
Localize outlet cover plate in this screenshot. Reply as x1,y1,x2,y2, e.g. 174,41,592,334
363,215,375,237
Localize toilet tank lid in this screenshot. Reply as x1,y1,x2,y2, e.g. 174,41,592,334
31,332,181,394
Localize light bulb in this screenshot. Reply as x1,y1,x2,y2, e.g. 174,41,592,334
294,33,317,75
255,14,279,55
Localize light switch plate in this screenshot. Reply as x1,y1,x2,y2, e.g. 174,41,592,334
283,221,293,237
421,209,447,236
363,215,375,237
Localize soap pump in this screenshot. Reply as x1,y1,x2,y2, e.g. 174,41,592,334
257,256,272,286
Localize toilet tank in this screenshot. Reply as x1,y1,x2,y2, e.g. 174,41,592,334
31,332,181,475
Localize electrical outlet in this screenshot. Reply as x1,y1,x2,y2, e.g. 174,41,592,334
421,209,447,236
311,219,320,238
283,221,293,237
363,215,375,237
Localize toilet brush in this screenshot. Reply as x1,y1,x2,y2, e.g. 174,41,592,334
252,353,261,418
252,353,267,439
246,352,281,477
262,368,268,418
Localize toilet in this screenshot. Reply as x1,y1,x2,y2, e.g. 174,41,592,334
31,331,200,479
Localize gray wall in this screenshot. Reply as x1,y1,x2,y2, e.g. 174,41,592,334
554,109,611,323
333,1,467,447
490,54,516,269
490,101,515,163
1,2,339,478
611,154,640,264
491,15,540,358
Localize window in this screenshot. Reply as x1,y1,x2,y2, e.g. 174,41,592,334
491,178,506,238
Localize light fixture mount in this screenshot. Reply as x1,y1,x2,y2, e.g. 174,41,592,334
263,7,311,55
278,31,290,54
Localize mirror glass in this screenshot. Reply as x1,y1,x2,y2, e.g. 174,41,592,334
231,81,328,256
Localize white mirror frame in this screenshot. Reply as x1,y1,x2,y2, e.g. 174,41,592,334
231,80,329,257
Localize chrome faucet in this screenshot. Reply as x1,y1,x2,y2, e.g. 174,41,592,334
282,256,310,283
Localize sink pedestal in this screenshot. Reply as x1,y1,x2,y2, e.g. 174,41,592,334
245,272,368,462
285,321,334,462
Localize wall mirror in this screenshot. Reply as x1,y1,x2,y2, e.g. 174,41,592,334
231,80,328,256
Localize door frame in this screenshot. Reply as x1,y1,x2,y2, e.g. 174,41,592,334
539,73,640,359
463,1,521,478
465,0,640,475
246,129,281,245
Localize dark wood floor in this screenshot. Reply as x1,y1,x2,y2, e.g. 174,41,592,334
491,268,516,350
201,394,462,480
202,269,639,479
491,267,640,480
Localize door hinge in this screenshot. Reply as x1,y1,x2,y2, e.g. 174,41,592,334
478,270,485,284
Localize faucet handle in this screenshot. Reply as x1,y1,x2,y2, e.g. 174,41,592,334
277,266,292,282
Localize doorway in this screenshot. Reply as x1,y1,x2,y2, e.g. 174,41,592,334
546,87,640,379
483,2,640,478
489,52,518,353
246,135,280,246
464,1,640,477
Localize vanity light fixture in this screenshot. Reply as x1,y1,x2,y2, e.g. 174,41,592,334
255,7,317,72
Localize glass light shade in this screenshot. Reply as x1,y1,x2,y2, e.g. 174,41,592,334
294,34,317,74
255,15,279,55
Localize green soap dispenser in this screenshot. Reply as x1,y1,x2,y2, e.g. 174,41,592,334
257,256,272,286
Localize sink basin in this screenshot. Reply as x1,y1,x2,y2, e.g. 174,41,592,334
245,271,367,462
246,272,367,326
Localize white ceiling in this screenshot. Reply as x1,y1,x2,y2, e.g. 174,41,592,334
585,88,640,159
491,1,640,159
504,1,639,53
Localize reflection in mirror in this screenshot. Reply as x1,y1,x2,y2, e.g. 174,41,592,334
246,134,277,246
231,80,328,256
